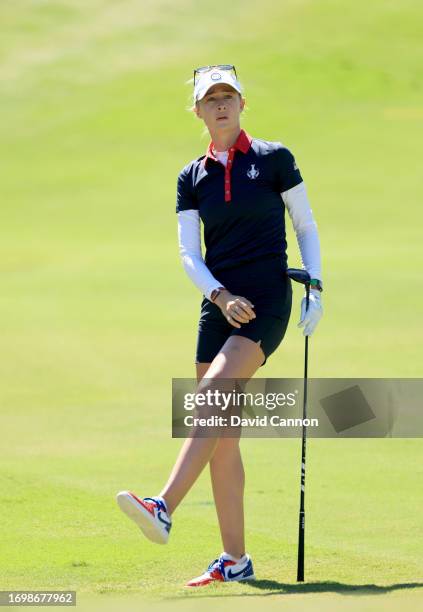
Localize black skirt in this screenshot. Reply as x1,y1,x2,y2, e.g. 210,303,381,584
196,255,292,367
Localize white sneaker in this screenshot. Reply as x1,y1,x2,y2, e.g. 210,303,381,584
186,552,255,587
116,491,172,544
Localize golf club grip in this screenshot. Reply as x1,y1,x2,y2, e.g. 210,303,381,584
297,510,305,581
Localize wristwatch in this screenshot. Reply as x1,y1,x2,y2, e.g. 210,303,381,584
310,279,323,292
210,286,227,302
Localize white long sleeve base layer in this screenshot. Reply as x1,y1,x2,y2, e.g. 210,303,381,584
177,209,224,301
282,181,321,281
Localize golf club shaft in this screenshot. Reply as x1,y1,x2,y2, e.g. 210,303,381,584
297,284,310,582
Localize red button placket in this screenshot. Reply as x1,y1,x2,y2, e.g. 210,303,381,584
224,147,235,203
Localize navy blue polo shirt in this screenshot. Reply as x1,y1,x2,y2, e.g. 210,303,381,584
176,129,303,275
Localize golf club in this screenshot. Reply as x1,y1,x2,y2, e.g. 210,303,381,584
286,267,311,582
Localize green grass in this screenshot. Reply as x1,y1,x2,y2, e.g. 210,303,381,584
0,0,422,609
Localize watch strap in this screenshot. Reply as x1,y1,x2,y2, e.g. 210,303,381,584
210,286,226,302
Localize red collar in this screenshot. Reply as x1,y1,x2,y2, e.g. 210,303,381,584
203,129,252,166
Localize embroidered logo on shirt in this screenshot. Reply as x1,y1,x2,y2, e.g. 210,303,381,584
246,164,259,179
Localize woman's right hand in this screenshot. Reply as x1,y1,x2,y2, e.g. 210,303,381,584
214,290,256,328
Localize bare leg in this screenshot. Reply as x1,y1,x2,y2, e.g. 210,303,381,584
160,335,264,549
159,437,219,516
209,437,245,558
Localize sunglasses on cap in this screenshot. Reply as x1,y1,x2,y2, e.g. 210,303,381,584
193,64,237,86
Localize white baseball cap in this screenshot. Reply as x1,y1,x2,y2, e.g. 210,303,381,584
193,67,242,103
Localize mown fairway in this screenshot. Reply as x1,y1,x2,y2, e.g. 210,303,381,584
0,1,422,610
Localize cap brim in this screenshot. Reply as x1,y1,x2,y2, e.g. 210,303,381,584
194,73,242,101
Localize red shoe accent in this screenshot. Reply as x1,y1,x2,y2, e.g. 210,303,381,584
186,577,212,587
186,567,225,587
129,492,156,516
210,569,225,581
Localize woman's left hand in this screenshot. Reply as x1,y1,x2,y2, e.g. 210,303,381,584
297,289,323,336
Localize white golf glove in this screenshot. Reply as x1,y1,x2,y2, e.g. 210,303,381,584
298,289,323,336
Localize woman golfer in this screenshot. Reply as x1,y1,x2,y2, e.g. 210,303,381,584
117,65,323,586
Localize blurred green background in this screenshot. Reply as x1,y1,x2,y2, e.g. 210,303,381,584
0,0,422,607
